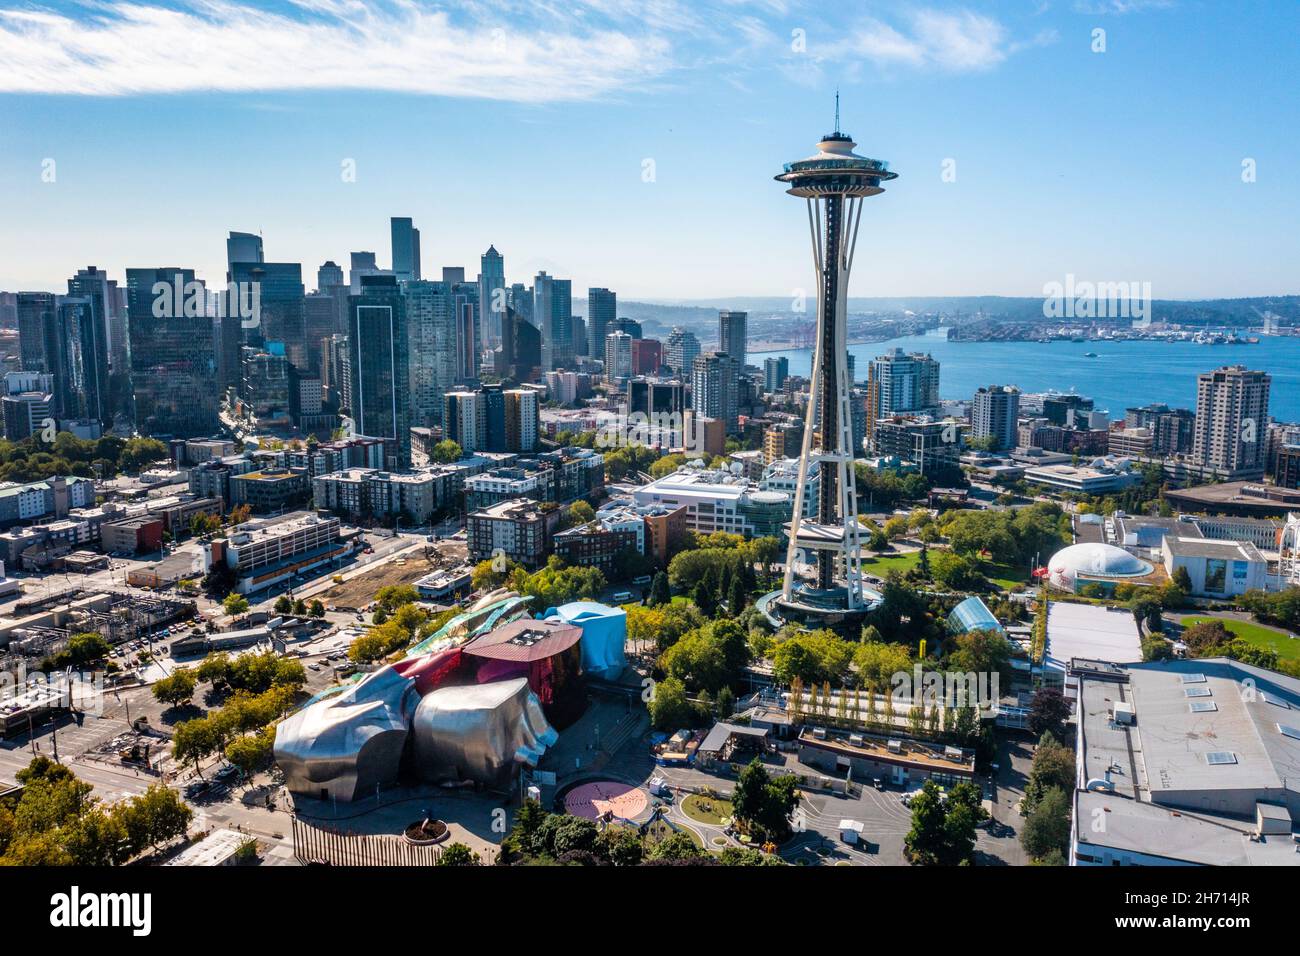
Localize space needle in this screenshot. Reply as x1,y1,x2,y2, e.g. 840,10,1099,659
770,98,895,628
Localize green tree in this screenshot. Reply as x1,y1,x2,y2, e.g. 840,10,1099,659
904,779,987,865
222,593,250,616
431,439,463,464
1021,787,1071,861
151,667,197,709
648,571,671,607
438,842,480,865
648,676,699,731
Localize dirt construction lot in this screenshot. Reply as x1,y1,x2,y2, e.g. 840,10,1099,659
315,549,458,609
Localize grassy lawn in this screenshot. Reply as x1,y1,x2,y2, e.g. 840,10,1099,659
1181,616,1300,662
860,549,1029,592
860,550,923,577
681,793,733,826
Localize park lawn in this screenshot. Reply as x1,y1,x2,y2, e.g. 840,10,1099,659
860,550,924,577
983,561,1030,591
1182,616,1300,662
682,793,733,826
860,549,1029,592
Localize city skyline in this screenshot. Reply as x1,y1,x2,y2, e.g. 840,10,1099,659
2,1,1298,298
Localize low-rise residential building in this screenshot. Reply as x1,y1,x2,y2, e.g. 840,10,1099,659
228,468,310,514
311,468,441,524
553,522,638,575
466,498,560,568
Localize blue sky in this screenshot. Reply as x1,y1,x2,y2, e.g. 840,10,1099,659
1,0,1297,300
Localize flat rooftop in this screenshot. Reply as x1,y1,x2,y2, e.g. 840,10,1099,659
798,728,975,775
1074,657,1300,865
1044,602,1142,671
1164,535,1265,562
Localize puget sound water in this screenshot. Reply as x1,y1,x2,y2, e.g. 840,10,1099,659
752,329,1300,422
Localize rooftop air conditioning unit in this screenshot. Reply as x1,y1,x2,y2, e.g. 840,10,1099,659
1112,701,1135,726
849,734,864,746
887,739,902,753
813,727,827,739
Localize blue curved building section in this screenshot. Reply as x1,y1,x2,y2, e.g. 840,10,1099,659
543,601,627,679
947,596,1005,636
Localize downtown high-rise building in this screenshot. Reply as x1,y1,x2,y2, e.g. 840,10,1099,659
478,245,505,351
588,288,616,361
1192,365,1271,480
58,297,110,428
865,347,940,450
390,217,421,281
763,355,789,393
226,231,264,267
229,261,306,370
504,388,539,453
1124,402,1195,456
347,274,410,467
533,272,573,372
125,267,219,439
444,390,486,454
403,280,458,427
718,310,747,369
664,326,701,377
317,261,344,290
971,384,1020,451
604,331,633,384
16,292,57,375
691,352,740,433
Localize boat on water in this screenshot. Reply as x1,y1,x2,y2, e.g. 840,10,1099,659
1084,351,1098,358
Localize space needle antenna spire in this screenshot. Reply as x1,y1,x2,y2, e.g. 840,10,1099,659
767,104,898,629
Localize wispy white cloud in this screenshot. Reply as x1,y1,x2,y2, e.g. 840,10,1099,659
839,8,1054,73
0,0,674,101
1072,0,1175,14
0,1,1055,101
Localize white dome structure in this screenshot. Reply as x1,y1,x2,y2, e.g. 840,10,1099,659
1046,543,1153,593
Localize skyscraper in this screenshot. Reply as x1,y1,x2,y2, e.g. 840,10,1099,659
226,231,264,268
478,245,505,350
534,272,573,372
588,288,616,360
451,279,481,382
405,280,458,426
347,274,410,467
972,385,1020,451
864,348,940,450
1193,365,1271,480
390,217,421,281
125,268,219,439
605,331,633,384
229,261,306,369
763,356,789,393
317,261,344,291
16,292,57,374
59,297,110,428
664,327,701,377
504,388,540,453
444,390,486,453
718,310,748,369
775,108,896,621
690,352,739,432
